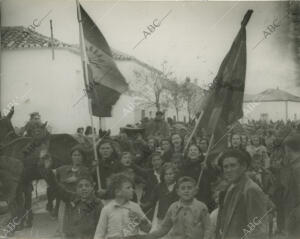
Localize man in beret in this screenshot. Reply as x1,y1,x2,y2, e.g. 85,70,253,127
216,149,270,239
281,133,300,238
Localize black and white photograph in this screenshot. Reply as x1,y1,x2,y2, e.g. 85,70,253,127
0,0,300,239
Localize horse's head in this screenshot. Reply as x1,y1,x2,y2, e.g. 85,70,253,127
0,107,16,146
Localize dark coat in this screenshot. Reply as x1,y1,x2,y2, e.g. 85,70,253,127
145,182,178,220
216,175,269,239
145,119,170,138
95,155,122,189
44,169,103,239
180,159,216,211
56,165,90,192
280,160,300,238
247,168,276,197
161,149,173,162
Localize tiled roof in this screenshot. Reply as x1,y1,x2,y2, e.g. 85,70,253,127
244,88,300,102
1,26,74,50
0,25,163,75
0,26,205,95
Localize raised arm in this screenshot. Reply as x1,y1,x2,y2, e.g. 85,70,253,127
42,158,74,203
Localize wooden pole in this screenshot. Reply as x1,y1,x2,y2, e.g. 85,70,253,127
285,101,288,122
76,0,102,189
197,133,214,187
183,110,204,155
50,20,55,60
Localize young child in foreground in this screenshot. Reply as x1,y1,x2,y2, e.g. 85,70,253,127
139,176,211,239
43,154,103,239
94,173,152,239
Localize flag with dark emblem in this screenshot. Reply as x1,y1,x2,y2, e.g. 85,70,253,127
198,10,253,153
78,3,128,117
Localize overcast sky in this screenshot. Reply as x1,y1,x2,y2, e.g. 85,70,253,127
2,0,299,95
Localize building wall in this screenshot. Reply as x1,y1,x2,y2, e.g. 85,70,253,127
242,101,300,122
1,48,100,133
1,48,175,135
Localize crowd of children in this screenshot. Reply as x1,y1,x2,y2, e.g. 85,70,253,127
36,116,300,239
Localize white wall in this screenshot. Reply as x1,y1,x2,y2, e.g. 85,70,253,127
242,101,300,122
1,48,99,133
0,49,166,135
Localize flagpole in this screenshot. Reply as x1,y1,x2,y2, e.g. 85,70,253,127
76,0,102,189
197,133,214,187
50,20,55,60
196,10,253,188
183,110,204,155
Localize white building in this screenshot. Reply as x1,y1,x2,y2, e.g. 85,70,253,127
242,88,300,122
0,26,192,135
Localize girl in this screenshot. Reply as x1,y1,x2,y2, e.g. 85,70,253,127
95,140,121,190
160,138,173,162
55,146,90,237
230,133,252,168
198,138,209,157
170,133,184,155
143,163,178,230
181,144,215,211
247,134,270,168
147,136,158,153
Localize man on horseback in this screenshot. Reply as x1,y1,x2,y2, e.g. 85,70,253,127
19,112,42,137
14,121,49,230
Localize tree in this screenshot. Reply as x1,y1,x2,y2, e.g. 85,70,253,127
133,61,173,112
165,78,184,121
181,77,195,122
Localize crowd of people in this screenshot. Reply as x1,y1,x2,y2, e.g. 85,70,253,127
4,110,300,239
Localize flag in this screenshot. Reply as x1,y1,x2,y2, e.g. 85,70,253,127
78,3,128,117
198,10,253,152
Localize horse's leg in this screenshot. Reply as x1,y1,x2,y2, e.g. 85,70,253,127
53,197,60,218
46,185,55,213
13,183,25,231
23,182,33,228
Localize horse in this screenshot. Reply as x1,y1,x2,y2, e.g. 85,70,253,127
0,108,86,230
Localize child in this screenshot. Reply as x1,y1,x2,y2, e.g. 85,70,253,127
119,151,134,171
43,154,103,239
142,163,178,229
142,176,211,239
94,173,151,239
55,146,90,236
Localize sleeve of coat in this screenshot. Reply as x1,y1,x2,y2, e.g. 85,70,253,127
43,169,74,203
286,165,300,235
292,164,300,206
245,186,269,239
